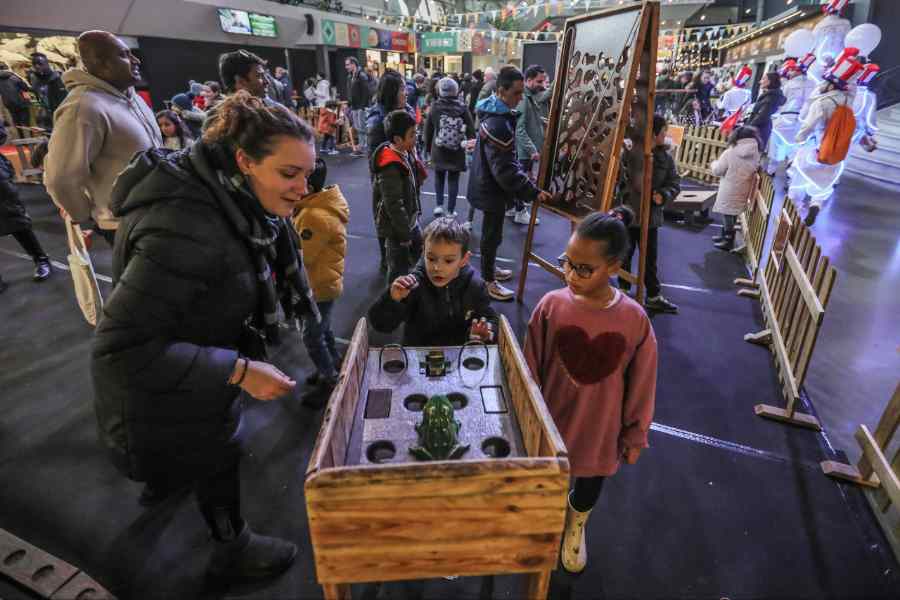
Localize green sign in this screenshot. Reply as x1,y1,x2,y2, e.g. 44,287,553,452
421,32,457,54
249,13,277,38
322,19,336,45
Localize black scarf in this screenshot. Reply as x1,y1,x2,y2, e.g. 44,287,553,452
193,143,319,345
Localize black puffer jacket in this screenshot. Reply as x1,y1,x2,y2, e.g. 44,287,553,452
618,144,681,229
368,262,497,347
91,142,262,482
425,96,475,173
0,122,31,236
466,96,539,214
371,142,425,242
747,88,787,146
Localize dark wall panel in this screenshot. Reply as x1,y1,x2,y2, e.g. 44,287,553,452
522,42,559,81
138,37,291,110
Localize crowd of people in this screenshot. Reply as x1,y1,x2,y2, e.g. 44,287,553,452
7,20,873,593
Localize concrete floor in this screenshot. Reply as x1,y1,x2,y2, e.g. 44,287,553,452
0,155,898,599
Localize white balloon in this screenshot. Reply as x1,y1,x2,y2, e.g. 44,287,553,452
784,29,815,57
845,24,882,56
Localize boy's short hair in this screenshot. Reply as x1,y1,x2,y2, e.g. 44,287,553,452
219,49,266,92
385,109,416,143
325,99,339,109
497,66,524,90
423,217,470,254
652,114,668,136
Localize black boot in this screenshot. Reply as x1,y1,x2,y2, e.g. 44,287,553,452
33,257,51,282
714,236,735,251
208,521,297,582
645,295,679,314
804,206,820,227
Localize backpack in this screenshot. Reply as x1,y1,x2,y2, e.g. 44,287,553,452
818,97,856,165
435,112,465,150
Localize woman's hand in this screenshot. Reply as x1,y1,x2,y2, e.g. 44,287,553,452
233,360,296,401
623,447,642,464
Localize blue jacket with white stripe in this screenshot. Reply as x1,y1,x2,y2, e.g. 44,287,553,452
466,95,539,214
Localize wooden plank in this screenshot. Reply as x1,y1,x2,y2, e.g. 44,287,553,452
0,528,80,598
856,425,900,510
784,245,825,323
313,532,562,584
754,404,821,430
525,569,552,600
322,583,351,600
757,275,801,407
860,383,900,480
821,460,880,487
794,264,836,387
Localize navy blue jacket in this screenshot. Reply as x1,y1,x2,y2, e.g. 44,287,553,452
466,95,539,214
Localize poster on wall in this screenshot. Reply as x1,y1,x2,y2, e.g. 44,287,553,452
366,27,380,49
457,30,473,52
334,22,349,47
348,24,361,48
249,13,277,38
391,32,409,52
321,19,336,45
421,32,457,54
377,29,393,50
472,32,486,55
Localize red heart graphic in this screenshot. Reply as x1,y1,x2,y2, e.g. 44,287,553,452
555,327,626,385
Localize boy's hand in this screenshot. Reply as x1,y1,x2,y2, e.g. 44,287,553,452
469,318,493,342
537,190,552,204
390,274,419,302
623,447,642,464
653,192,665,206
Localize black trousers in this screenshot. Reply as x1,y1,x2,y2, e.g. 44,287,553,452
10,229,47,260
434,170,461,214
721,214,737,238
95,227,116,247
571,476,605,512
480,209,505,283
195,461,243,541
622,226,660,298
385,226,423,286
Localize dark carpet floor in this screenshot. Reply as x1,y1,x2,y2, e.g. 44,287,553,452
0,155,897,600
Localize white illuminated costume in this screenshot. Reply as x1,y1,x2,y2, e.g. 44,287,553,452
768,67,818,173
720,66,753,117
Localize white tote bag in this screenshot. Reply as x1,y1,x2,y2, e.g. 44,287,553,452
65,217,104,326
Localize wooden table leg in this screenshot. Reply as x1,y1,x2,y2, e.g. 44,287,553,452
322,583,351,600
524,569,552,600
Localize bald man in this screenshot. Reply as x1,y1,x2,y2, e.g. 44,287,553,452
44,30,162,246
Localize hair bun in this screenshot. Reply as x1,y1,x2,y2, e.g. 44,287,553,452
609,204,635,228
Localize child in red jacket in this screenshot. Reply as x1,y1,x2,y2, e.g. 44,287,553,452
524,206,657,574
317,100,342,155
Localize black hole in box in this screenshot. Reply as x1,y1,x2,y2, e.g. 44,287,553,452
366,441,396,463
383,359,405,373
462,356,485,370
447,392,468,410
404,394,428,412
482,437,511,458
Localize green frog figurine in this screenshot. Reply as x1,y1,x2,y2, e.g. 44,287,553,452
409,395,470,461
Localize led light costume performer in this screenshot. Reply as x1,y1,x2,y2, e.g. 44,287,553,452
809,0,852,83
720,66,753,117
787,17,882,226
767,29,818,175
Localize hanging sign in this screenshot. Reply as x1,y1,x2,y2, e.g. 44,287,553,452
421,32,458,54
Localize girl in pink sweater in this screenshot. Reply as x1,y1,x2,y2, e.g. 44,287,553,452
524,206,658,574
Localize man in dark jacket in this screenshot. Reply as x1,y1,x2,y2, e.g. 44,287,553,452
747,72,787,147
345,56,371,156
468,69,484,116
620,115,680,313
467,66,550,301
372,110,426,284
369,218,497,347
28,53,67,130
0,62,32,135
514,64,549,224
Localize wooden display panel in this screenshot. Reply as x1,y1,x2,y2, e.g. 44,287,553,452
305,317,569,599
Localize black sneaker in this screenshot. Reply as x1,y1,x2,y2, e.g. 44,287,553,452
33,258,51,282
804,206,820,227
646,295,679,314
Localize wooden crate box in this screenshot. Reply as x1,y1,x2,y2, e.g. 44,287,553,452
305,317,570,600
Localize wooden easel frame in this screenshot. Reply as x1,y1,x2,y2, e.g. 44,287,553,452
517,1,659,304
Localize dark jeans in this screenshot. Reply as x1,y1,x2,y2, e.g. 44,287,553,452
11,229,47,260
385,225,423,286
9,107,30,136
621,226,660,298
194,461,243,541
434,170,460,214
302,300,340,380
571,476,606,512
722,214,737,238
480,209,505,282
321,134,336,153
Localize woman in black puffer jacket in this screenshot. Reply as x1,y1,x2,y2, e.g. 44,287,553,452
424,77,475,218
747,72,787,148
92,91,318,584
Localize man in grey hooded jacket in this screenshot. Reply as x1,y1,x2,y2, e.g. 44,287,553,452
44,30,162,246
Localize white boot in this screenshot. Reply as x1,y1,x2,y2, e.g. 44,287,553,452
560,492,592,573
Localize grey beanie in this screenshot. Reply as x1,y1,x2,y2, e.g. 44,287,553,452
438,77,459,98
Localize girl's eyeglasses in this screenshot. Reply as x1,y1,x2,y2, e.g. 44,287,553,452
557,254,597,279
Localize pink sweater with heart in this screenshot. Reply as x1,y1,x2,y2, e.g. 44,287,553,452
524,288,658,477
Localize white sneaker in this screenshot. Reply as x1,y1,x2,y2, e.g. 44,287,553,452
494,267,513,282
514,209,539,225
447,211,458,219
463,221,473,231
486,281,515,301
434,206,445,217
505,207,517,217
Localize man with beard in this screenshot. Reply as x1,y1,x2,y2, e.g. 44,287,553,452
44,31,162,246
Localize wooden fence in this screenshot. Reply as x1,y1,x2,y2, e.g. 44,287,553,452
733,172,776,295
821,382,900,563
674,125,728,184
745,198,837,430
